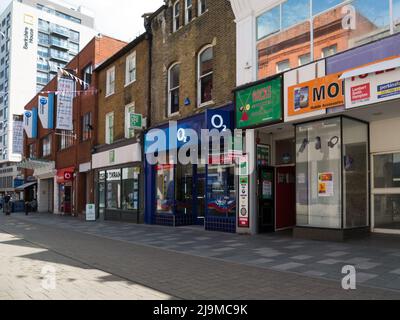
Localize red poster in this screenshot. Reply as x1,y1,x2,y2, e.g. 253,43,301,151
351,83,370,102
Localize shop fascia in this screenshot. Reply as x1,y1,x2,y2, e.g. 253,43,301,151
145,109,246,170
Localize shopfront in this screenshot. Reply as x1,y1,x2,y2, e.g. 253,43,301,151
93,143,143,223
145,104,237,233
56,167,74,215
234,75,297,234
279,33,400,239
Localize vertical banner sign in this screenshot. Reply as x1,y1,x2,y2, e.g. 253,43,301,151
12,115,24,155
38,93,54,129
238,155,249,228
56,78,75,131
23,108,38,139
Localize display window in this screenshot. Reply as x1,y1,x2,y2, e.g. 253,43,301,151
207,164,236,218
156,164,175,214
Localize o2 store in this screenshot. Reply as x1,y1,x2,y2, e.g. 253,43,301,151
144,104,238,233
285,35,400,240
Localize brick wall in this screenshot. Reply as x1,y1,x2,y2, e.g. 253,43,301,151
149,0,236,127
96,37,150,147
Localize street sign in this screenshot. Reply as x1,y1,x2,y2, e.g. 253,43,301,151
130,113,143,130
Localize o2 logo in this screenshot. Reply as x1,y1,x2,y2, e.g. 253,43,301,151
211,114,227,132
177,128,188,143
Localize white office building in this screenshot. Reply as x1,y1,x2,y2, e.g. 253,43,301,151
0,0,96,196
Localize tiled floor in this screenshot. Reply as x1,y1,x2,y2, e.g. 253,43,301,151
2,212,400,292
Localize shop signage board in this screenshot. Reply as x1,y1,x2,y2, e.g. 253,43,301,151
238,155,249,228
287,72,344,116
56,167,74,184
86,204,96,221
206,109,232,132
345,67,400,109
236,76,282,129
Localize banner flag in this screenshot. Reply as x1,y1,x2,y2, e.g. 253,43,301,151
23,108,38,139
12,115,24,155
56,78,75,131
38,93,54,129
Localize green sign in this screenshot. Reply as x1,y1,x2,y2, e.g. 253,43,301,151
130,113,143,129
236,76,282,129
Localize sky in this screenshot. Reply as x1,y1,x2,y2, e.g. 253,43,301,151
0,0,164,42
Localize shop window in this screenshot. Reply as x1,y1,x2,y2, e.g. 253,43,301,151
106,66,115,96
168,63,180,115
125,51,136,85
105,112,114,144
296,118,342,229
156,164,175,214
374,195,400,230
98,171,106,213
198,46,213,106
275,139,295,166
257,5,280,40
122,167,140,210
207,164,236,218
81,112,92,141
198,0,207,16
173,1,180,32
276,60,290,73
312,0,343,15
374,153,400,189
125,103,135,139
106,169,121,209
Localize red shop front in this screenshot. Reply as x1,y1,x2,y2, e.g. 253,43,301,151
57,167,75,215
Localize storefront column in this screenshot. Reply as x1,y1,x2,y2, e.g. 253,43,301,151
37,179,42,213
237,129,257,235
53,178,60,215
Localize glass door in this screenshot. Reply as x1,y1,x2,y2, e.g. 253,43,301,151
372,152,400,233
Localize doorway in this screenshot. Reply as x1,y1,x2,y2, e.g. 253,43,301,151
372,152,400,234
276,166,296,229
258,166,275,233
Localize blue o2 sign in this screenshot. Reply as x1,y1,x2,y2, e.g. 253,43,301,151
206,109,232,132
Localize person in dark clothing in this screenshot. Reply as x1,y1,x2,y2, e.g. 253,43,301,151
4,195,11,216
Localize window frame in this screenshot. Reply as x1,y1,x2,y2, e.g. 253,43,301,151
173,0,181,32
276,59,290,73
185,0,193,24
41,135,52,157
198,0,207,16
125,51,137,86
197,45,214,107
106,66,115,97
168,62,180,116
81,112,92,141
105,112,114,145
124,102,135,139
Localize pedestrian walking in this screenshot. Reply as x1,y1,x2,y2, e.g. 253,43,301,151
4,194,11,216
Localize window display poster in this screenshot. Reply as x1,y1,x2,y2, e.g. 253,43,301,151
318,172,334,197
257,145,270,166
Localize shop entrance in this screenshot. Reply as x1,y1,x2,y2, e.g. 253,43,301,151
258,166,275,232
276,166,296,230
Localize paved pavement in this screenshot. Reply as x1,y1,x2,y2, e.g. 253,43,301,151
1,213,400,300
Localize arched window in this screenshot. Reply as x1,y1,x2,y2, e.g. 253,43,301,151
168,63,180,115
198,45,213,106
173,1,180,32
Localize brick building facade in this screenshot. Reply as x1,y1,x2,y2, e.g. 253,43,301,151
22,35,126,216
93,34,150,222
